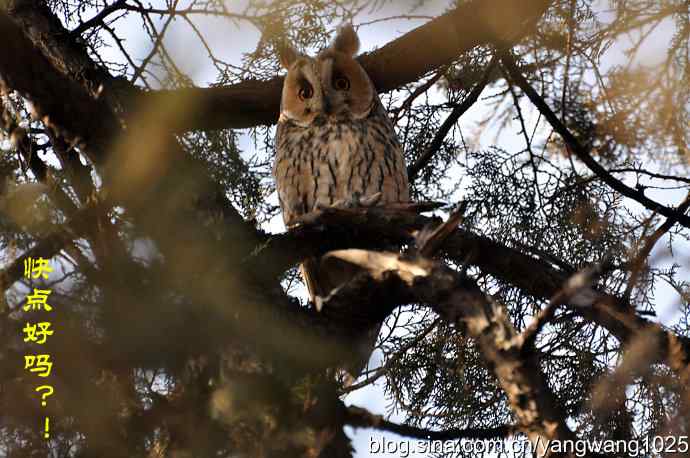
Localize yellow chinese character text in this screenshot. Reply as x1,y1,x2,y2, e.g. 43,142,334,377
23,258,53,280
23,322,54,345
22,289,53,312
24,354,53,377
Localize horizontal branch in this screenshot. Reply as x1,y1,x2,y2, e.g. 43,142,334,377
249,206,690,370
70,1,260,37
140,0,552,131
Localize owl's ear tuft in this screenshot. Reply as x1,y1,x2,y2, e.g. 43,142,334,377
331,24,360,56
278,42,298,69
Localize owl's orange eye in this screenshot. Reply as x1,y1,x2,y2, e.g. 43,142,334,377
333,76,350,91
298,85,313,100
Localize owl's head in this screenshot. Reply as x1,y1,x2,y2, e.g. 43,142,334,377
278,25,375,127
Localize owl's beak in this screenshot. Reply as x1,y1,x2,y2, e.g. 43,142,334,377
312,93,334,125
322,94,333,116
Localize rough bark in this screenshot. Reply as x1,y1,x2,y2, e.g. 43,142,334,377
249,206,690,372
319,249,585,456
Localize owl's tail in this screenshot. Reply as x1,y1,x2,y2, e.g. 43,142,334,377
300,257,328,304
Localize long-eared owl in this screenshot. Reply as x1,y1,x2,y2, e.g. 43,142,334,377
273,24,410,302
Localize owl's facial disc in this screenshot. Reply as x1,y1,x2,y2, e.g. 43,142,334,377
279,52,375,127
278,24,376,126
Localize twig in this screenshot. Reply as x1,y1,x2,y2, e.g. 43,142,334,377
608,167,690,185
130,3,176,84
392,67,447,123
0,202,104,292
503,65,546,212
416,202,467,257
341,318,440,394
521,261,607,353
120,3,259,24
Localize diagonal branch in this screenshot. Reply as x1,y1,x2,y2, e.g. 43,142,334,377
0,202,103,292
5,0,130,107
407,58,497,181
499,51,690,229
70,0,127,36
0,11,120,162
341,318,441,394
0,6,256,238
322,249,577,453
521,262,606,352
623,192,690,300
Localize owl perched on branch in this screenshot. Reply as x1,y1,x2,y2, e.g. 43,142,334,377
273,24,410,304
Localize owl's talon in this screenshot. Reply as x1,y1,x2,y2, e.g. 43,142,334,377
328,191,382,210
343,191,362,208
359,192,382,207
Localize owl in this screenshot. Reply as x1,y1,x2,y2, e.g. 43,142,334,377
273,24,410,303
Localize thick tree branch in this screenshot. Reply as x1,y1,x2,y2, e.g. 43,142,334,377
7,0,553,133
0,107,77,214
0,7,349,377
5,0,130,107
320,249,577,453
0,12,120,162
3,0,261,232
140,0,552,131
0,9,299,371
0,106,131,291
0,5,257,237
249,206,690,371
